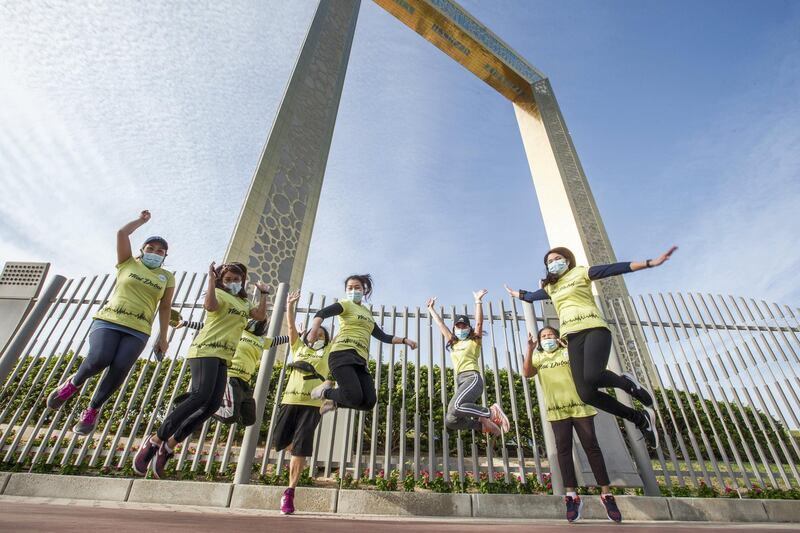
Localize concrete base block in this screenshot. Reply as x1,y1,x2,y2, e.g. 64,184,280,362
230,484,338,513
668,497,768,522
128,479,232,507
337,490,472,516
580,495,671,521
472,494,562,519
0,472,10,494
3,473,131,501
763,500,800,523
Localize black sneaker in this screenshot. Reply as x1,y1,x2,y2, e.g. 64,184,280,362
132,435,158,476
638,409,660,449
601,494,623,522
622,371,654,407
565,495,583,523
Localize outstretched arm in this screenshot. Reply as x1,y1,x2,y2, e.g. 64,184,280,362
426,297,454,342
117,210,151,265
371,323,418,350
505,284,548,303
286,290,301,344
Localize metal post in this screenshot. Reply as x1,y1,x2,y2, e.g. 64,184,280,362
234,282,288,484
0,275,66,385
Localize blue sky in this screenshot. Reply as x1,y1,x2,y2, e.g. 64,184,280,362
1,0,798,309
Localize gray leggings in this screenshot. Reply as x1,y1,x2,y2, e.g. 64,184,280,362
72,327,147,410
445,371,490,431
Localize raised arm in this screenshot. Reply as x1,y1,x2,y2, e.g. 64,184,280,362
204,262,219,312
426,297,454,342
117,210,151,265
472,289,487,337
249,282,269,321
286,290,301,344
521,332,538,378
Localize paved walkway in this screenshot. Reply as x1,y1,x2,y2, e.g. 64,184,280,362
0,496,797,532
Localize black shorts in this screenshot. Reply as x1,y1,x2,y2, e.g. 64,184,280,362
328,348,369,372
211,377,257,426
272,404,322,457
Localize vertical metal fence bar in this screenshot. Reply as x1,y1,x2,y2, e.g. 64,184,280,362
486,301,510,482
383,307,397,475
499,299,526,480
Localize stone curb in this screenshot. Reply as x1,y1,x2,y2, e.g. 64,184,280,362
230,484,338,513
2,473,132,502
337,489,472,517
127,479,233,508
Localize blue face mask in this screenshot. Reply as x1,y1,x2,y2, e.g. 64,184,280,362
454,328,470,341
141,252,164,269
541,339,559,352
547,258,568,276
347,290,363,304
226,282,242,295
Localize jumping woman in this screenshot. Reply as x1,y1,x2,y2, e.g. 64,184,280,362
306,274,417,414
505,245,677,447
426,290,509,436
47,210,174,435
133,262,268,478
523,326,621,523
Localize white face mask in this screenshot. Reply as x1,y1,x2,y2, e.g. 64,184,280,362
346,289,363,304
454,328,470,341
226,282,242,295
312,339,326,351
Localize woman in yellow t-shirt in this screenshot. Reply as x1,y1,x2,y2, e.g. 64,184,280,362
523,326,620,523
47,210,174,436
306,274,417,414
426,290,508,436
272,289,332,515
506,245,676,449
134,262,269,479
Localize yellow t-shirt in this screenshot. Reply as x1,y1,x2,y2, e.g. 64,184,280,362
93,257,175,335
329,300,375,360
451,339,481,375
187,288,253,364
281,338,331,407
544,266,608,336
531,346,597,421
227,331,276,382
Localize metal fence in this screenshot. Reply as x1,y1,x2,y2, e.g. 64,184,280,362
0,271,799,494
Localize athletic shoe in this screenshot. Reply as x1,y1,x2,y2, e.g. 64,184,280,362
280,487,295,515
638,409,660,449
565,495,584,522
72,407,100,435
480,416,502,436
133,435,159,476
490,403,510,433
601,493,622,522
46,377,79,409
152,441,174,479
310,380,333,401
622,371,654,407
319,400,337,415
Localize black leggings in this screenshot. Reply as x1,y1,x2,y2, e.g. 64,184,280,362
551,416,610,488
158,357,227,443
73,327,147,410
566,327,643,426
324,351,377,411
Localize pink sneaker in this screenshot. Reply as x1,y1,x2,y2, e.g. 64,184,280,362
73,407,100,435
490,403,510,432
47,378,79,409
280,487,295,515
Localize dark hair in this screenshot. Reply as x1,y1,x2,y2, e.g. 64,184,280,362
216,263,248,299
143,236,169,250
344,274,373,300
537,326,561,351
303,326,330,348
246,319,268,337
540,247,577,288
446,325,482,350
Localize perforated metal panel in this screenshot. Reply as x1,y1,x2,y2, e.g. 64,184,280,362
0,262,49,299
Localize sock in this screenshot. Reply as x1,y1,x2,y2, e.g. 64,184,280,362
163,442,174,454
566,491,577,498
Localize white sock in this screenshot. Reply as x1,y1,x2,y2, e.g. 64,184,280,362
163,442,174,453
567,491,577,498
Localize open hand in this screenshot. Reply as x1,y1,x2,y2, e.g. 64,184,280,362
208,262,217,282
287,290,300,305
504,284,519,299
255,281,269,294
527,332,537,350
426,297,437,309
650,246,678,267
473,289,488,302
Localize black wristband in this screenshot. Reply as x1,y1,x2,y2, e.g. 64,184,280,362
645,259,652,268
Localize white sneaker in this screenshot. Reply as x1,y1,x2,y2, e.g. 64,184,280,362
310,380,333,400
319,399,337,415
490,403,510,432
